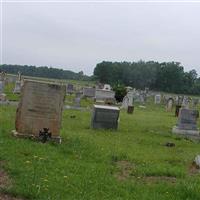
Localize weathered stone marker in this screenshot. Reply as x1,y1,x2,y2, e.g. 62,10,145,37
0,72,7,103
154,94,161,104
66,83,74,94
91,105,120,130
13,80,66,143
13,71,22,94
166,98,174,112
172,108,199,137
74,91,82,107
83,87,95,98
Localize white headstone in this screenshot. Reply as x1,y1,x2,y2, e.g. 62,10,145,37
154,94,161,104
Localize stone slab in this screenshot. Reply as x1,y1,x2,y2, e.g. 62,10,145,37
91,105,120,130
15,80,66,140
83,87,95,98
172,126,200,136
95,89,115,101
177,108,198,130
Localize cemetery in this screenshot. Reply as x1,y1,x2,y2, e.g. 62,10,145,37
1,73,200,200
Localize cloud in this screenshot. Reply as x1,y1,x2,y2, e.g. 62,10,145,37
2,2,200,75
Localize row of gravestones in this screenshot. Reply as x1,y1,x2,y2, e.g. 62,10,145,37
154,94,199,110
67,84,116,107
121,88,150,108
1,72,116,108
12,79,200,143
0,72,23,102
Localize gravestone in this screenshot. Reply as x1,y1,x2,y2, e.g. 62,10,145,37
13,81,21,94
91,105,120,130
66,83,74,94
166,98,174,112
0,73,7,102
172,108,199,137
154,94,161,104
13,80,66,143
0,81,4,94
95,89,115,102
182,96,190,109
122,95,129,109
13,72,22,94
139,92,146,104
74,91,82,107
132,90,140,102
83,87,95,98
122,90,134,109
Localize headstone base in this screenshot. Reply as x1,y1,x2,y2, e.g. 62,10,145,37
172,126,200,138
12,130,62,144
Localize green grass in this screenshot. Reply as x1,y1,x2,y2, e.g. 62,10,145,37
1,103,200,200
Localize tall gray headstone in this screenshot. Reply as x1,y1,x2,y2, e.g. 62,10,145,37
172,108,199,136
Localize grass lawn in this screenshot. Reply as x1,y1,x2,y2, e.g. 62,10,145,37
1,102,200,200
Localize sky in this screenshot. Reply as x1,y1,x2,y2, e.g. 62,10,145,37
1,1,200,75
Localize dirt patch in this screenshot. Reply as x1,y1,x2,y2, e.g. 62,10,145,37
114,160,177,184
142,176,177,184
0,170,11,189
114,160,134,181
0,194,24,200
188,162,200,176
0,161,25,200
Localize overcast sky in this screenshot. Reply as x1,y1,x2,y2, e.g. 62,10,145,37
1,1,200,75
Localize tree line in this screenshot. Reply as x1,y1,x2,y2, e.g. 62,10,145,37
1,62,200,95
93,61,200,95
0,64,90,81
